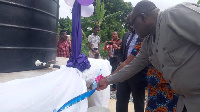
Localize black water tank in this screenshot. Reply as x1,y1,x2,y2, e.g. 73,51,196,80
0,0,59,73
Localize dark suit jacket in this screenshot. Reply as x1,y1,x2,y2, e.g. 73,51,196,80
118,32,130,63
118,31,147,83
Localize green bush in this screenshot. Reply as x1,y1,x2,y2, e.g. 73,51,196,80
81,39,90,57
99,42,107,59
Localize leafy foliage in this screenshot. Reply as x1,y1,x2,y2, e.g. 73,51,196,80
98,0,133,41
95,0,106,27
198,0,200,4
104,0,133,24
58,17,72,37
96,0,106,27
81,39,90,56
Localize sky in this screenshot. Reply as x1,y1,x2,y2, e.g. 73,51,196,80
59,0,198,18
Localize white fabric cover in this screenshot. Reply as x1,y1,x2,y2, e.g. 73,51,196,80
0,59,111,112
0,67,88,112
84,59,111,108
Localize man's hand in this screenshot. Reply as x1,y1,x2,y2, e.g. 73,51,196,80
118,62,123,66
108,54,113,58
94,50,99,55
113,44,118,48
105,41,109,46
97,78,109,91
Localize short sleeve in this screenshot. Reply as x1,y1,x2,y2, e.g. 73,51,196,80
131,49,138,56
97,36,100,43
88,35,92,42
131,38,142,56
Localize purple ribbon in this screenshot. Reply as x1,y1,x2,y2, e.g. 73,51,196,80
67,54,91,72
66,0,91,71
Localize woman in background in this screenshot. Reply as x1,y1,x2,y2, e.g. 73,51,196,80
104,31,121,91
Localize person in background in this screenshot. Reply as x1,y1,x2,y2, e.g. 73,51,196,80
88,26,101,59
57,30,71,58
115,14,147,112
104,31,121,91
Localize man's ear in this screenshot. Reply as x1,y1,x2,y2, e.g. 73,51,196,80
140,13,147,23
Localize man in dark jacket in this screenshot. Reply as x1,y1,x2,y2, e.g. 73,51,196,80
116,14,147,112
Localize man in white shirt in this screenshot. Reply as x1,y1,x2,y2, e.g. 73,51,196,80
88,26,101,59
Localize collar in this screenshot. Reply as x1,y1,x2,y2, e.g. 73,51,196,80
92,33,98,36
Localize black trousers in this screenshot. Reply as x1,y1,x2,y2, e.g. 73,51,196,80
109,57,118,73
116,71,147,112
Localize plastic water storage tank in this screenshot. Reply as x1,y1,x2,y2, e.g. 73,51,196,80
0,0,59,73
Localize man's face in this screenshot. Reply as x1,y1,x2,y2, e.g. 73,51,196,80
93,28,100,35
61,32,68,40
112,32,118,40
130,12,150,38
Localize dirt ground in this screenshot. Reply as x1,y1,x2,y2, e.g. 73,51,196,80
107,89,148,112
108,99,135,112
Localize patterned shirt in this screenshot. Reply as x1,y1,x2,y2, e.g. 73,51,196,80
88,33,100,49
57,39,71,58
131,38,143,56
104,38,121,58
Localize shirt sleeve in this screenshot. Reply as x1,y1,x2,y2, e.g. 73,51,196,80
107,39,150,84
103,45,109,51
97,36,100,43
166,3,200,45
88,35,91,42
116,40,122,50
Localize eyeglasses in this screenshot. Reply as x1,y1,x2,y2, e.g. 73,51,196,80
129,14,141,29
130,7,157,29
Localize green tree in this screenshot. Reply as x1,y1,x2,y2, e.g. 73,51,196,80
58,17,72,37
100,0,133,41
95,0,106,27
104,0,133,24
198,0,200,4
